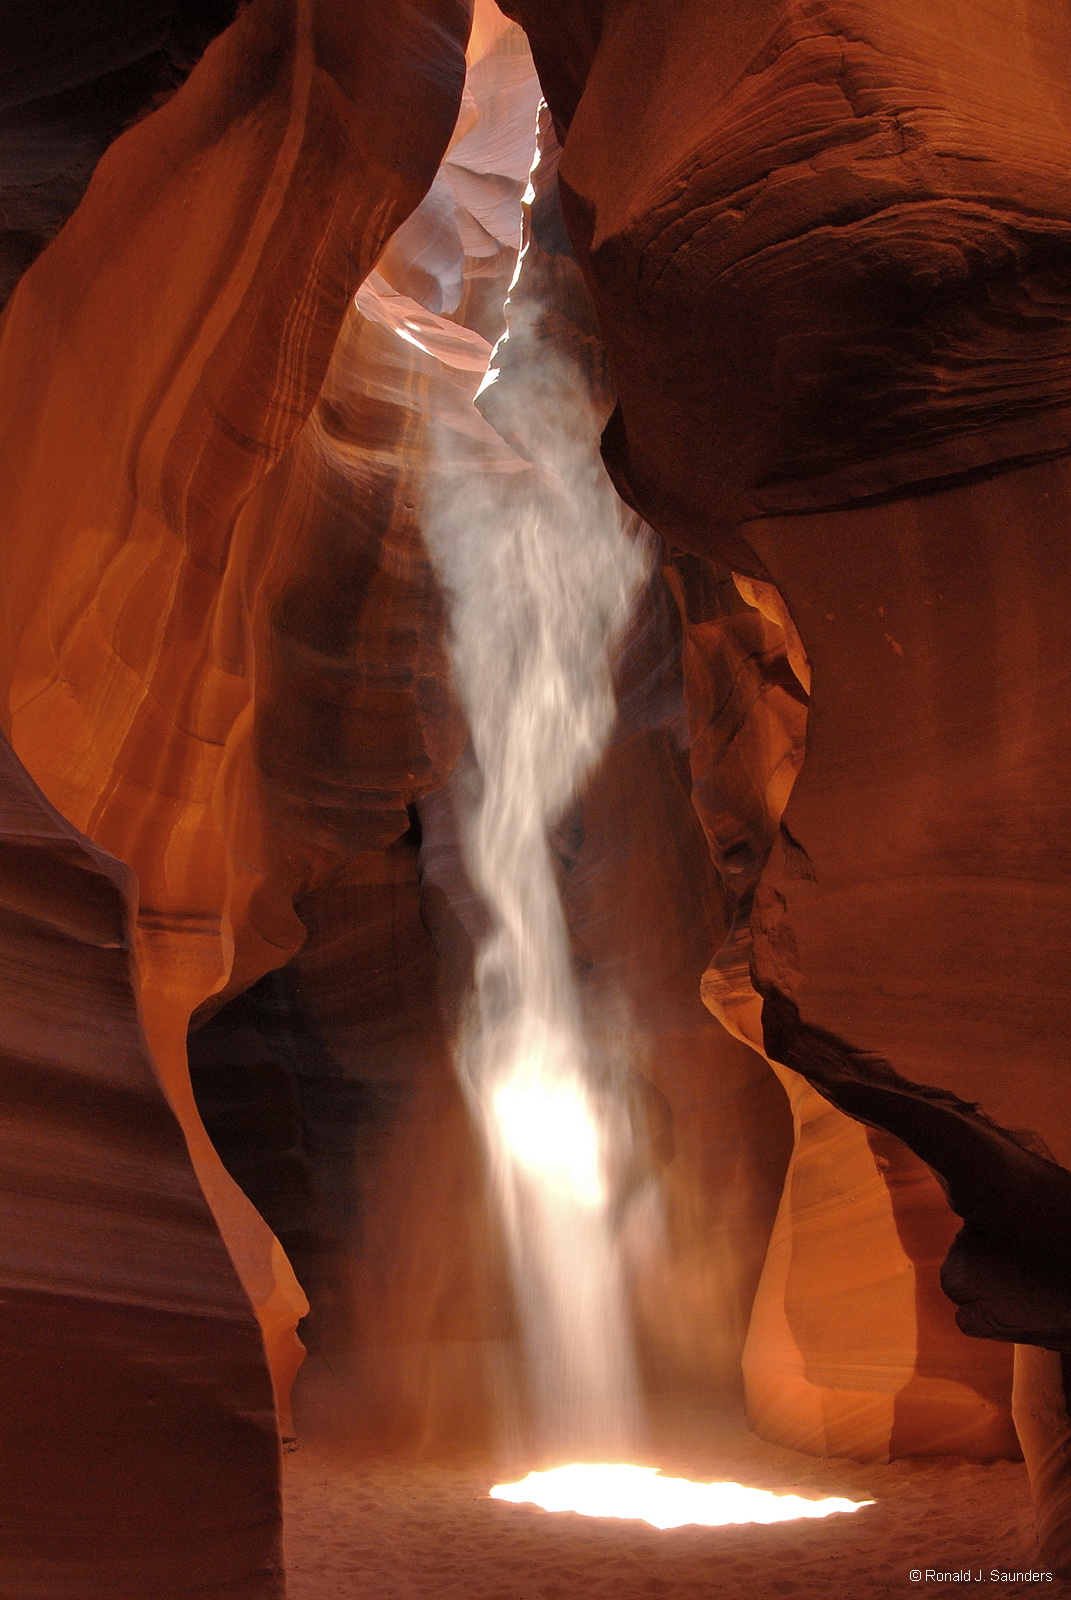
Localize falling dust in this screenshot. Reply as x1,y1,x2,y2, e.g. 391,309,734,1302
422,318,653,1457
419,294,876,1529
285,57,1029,1584
417,126,873,1529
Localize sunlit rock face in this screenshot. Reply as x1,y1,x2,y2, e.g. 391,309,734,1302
503,0,1071,1565
0,2,472,1594
675,564,1017,1464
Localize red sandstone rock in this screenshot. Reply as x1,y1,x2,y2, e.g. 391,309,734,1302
0,0,472,1415
5,0,1071,1578
0,3,243,307
510,0,1071,534
0,0,473,1590
674,557,1017,1461
504,0,1071,1554
566,723,794,1400
0,730,282,1598
279,73,795,1447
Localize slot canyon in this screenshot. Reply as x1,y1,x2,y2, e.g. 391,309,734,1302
3,1,1071,1595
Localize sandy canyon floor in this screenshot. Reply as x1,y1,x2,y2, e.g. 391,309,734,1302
282,1401,1060,1599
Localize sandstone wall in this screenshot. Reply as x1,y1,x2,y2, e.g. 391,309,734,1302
503,0,1071,1563
0,2,473,1592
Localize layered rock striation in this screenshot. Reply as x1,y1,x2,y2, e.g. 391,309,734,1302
0,730,282,1598
0,2,473,1593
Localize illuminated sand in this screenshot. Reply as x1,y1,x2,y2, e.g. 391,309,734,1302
283,1403,1040,1599
489,1463,871,1528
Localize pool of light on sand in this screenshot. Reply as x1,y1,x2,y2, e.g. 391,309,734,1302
490,1464,873,1530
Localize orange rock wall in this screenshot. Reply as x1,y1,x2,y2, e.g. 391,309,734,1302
0,3,243,306
0,1,473,1592
0,0,471,1390
673,555,1017,1461
5,0,1071,1577
503,0,1071,1556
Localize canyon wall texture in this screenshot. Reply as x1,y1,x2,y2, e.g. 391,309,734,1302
0,729,283,1598
3,0,1071,1588
503,0,1071,1565
0,2,242,306
674,565,1018,1464
0,1,474,1594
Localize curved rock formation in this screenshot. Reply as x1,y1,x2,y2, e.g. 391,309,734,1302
0,1,242,307
255,79,793,1452
0,0,471,1387
671,561,1017,1462
509,0,1071,528
0,729,281,1597
4,0,1071,1584
0,2,473,1592
503,0,1071,1563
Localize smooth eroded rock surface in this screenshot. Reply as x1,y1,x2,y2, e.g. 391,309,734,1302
0,730,282,1598
502,0,1071,1545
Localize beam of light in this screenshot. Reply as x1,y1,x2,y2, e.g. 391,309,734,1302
423,80,651,1455
490,1464,874,1529
492,1062,605,1208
